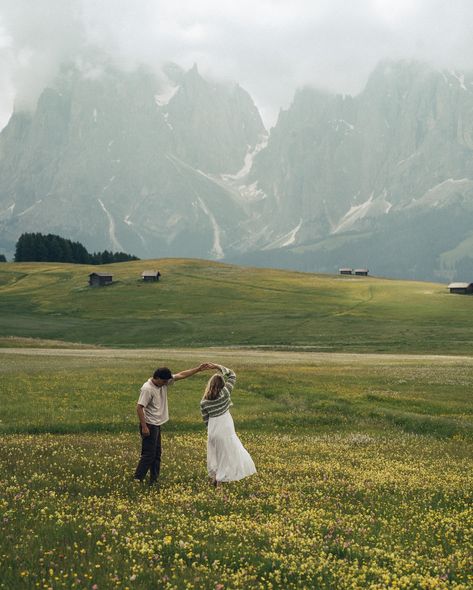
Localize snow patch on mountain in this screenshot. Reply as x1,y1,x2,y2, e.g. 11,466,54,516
409,178,473,209
237,182,267,203
232,222,274,253
449,71,467,91
98,199,123,251
18,200,42,217
215,138,270,206
428,178,470,190
163,112,173,130
396,152,419,167
155,85,179,107
262,219,303,250
330,119,355,133
102,177,115,192
0,203,15,221
194,159,267,205
197,197,224,259
332,191,392,234
332,195,374,234
221,136,269,182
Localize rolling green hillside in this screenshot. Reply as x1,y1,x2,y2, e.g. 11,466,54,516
0,258,470,352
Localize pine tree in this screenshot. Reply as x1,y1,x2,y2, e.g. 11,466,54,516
47,235,64,262
13,232,139,264
34,233,48,261
71,241,90,264
101,250,112,264
15,233,36,261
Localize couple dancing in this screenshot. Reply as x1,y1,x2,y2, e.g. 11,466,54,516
134,362,256,487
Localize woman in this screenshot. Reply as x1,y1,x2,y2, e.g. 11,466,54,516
200,363,256,486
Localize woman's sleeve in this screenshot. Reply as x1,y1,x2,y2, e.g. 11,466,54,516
200,402,209,423
219,366,236,395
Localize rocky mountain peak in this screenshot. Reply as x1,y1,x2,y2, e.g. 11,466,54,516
2,59,473,282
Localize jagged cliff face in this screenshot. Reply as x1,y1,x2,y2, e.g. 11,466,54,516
249,62,473,235
0,62,267,258
238,61,473,280
1,59,473,281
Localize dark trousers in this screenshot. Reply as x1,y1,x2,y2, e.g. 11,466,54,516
134,424,162,483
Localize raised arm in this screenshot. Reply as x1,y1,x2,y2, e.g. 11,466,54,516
173,363,210,381
218,365,236,395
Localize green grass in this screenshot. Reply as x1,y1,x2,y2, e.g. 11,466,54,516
0,348,472,589
1,259,473,588
1,258,472,352
1,349,472,439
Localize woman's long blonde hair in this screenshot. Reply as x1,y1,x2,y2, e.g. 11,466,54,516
203,373,225,400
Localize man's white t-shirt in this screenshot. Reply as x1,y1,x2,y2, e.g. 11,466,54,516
137,377,174,426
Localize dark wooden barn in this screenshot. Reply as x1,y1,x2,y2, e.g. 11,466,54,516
89,272,113,287
448,282,473,294
339,268,353,275
141,270,161,282
354,269,369,276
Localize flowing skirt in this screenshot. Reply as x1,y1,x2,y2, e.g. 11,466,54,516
207,411,256,482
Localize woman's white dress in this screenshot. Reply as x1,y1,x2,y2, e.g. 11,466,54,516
207,411,256,482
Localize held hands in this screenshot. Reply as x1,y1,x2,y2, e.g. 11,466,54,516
198,362,220,372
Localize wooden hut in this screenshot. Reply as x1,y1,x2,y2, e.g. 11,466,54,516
141,270,161,282
89,272,113,287
354,269,369,276
339,268,353,275
448,282,473,295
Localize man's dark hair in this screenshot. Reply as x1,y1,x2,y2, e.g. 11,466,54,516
153,367,173,380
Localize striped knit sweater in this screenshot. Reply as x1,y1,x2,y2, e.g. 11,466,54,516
200,366,236,423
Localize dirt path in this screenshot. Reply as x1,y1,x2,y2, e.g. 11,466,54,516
2,346,473,366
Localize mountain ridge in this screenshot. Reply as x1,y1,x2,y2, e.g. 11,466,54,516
1,58,473,281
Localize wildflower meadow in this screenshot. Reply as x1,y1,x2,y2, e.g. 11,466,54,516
1,348,472,589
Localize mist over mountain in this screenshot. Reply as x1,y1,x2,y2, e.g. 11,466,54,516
234,60,473,281
0,59,266,259
1,58,473,281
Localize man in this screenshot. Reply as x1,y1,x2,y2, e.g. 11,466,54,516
134,363,210,485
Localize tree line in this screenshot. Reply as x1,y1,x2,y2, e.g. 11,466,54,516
13,233,140,264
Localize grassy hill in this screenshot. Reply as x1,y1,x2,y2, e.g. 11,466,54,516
0,258,471,352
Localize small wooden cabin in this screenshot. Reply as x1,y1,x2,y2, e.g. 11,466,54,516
339,268,353,275
89,272,113,287
141,270,161,282
448,282,473,295
354,269,369,276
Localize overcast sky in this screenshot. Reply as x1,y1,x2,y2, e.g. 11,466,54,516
1,0,473,129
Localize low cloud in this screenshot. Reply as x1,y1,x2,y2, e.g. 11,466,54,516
1,0,473,128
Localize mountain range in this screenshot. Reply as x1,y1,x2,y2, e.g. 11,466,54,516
1,58,473,281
